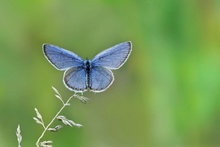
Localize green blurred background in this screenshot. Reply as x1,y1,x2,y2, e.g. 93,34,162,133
0,0,220,147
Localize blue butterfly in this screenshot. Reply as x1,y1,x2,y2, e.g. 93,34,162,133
43,41,132,93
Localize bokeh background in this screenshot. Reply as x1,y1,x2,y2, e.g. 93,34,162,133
0,0,220,147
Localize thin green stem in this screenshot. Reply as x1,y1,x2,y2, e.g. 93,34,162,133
36,94,76,147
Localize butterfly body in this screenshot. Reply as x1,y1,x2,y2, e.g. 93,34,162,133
43,41,132,93
83,59,91,89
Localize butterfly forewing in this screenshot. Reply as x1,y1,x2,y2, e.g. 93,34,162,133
43,44,83,70
89,66,114,92
63,67,87,92
91,41,132,69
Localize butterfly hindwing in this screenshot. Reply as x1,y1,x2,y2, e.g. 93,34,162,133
63,67,87,92
43,44,83,70
89,66,114,92
91,41,132,69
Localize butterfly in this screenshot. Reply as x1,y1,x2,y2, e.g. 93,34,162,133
43,41,132,93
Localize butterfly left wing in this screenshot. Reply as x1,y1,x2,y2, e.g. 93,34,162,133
63,67,87,92
89,66,114,92
43,44,83,70
91,41,132,69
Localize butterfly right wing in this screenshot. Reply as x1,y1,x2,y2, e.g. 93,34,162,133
91,41,132,70
43,44,83,70
63,67,88,93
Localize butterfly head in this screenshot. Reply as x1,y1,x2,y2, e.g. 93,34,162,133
83,59,91,70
